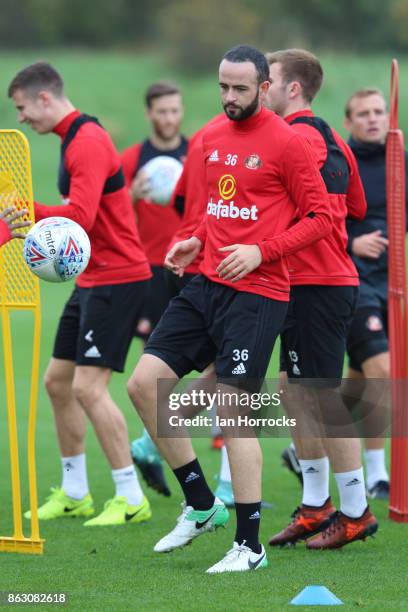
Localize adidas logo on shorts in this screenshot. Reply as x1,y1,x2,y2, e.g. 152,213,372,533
209,149,219,162
84,345,102,358
232,362,246,375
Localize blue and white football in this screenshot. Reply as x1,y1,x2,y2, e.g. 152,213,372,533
24,217,91,283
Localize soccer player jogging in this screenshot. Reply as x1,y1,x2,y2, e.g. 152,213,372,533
130,114,244,508
0,207,31,245
8,62,152,526
265,49,378,549
121,82,187,496
128,44,333,573
343,89,408,498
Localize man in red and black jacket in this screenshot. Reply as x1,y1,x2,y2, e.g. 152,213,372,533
121,82,188,341
121,82,188,497
128,45,333,574
0,207,30,245
265,49,378,550
9,62,152,527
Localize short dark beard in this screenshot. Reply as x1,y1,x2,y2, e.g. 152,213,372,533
152,123,180,142
223,91,259,121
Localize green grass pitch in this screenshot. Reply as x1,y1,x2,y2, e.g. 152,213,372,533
0,51,408,610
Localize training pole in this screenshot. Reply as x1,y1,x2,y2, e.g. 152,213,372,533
387,60,408,523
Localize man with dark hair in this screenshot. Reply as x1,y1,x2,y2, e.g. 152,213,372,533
8,61,64,101
9,61,152,527
144,81,182,108
121,81,187,497
0,207,30,245
265,49,378,550
343,88,408,499
127,44,333,573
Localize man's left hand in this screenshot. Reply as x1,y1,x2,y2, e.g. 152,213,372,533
217,244,262,282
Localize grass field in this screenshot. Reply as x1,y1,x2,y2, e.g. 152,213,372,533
0,51,408,610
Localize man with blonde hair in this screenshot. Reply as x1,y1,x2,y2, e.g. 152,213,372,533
265,49,378,549
343,88,408,498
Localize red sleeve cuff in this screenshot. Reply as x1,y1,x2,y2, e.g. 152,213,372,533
257,239,281,262
191,224,207,247
0,219,12,246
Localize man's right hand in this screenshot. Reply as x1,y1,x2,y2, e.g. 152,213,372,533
352,230,388,259
130,170,151,203
165,237,202,277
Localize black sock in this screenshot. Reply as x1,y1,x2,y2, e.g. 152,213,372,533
173,459,215,510
234,502,262,553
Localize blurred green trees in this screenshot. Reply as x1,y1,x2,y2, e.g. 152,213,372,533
1,0,407,73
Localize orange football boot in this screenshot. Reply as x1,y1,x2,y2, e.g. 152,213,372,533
269,497,337,546
307,507,378,549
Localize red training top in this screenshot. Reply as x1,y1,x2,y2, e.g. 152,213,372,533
34,110,151,287
0,219,11,246
168,114,226,274
192,106,332,301
285,110,366,285
121,140,187,265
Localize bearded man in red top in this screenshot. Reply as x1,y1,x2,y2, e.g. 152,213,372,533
9,62,152,527
128,44,333,574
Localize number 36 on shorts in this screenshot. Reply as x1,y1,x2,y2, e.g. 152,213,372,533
232,349,249,361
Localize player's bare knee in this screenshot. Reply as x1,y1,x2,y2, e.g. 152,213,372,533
44,370,69,401
72,380,104,409
372,362,390,379
363,355,390,379
127,372,155,410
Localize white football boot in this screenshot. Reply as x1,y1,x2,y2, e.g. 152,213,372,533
206,541,268,574
154,497,229,553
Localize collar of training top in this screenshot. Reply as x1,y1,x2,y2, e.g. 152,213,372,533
284,109,314,124
228,105,269,132
53,109,82,139
348,137,385,158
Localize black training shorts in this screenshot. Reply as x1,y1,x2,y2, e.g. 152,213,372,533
280,285,358,387
144,275,287,390
164,268,196,299
347,305,388,371
53,281,148,372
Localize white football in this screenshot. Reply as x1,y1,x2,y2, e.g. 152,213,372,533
24,217,91,283
142,155,183,206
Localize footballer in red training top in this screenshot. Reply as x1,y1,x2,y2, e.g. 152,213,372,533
265,49,377,552
8,61,153,527
121,81,188,341
128,45,333,574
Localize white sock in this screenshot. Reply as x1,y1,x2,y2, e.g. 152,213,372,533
334,467,367,518
219,445,231,482
364,449,389,490
112,465,143,506
61,454,89,500
299,457,330,507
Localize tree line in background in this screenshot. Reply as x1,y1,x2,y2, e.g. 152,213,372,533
2,0,408,73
